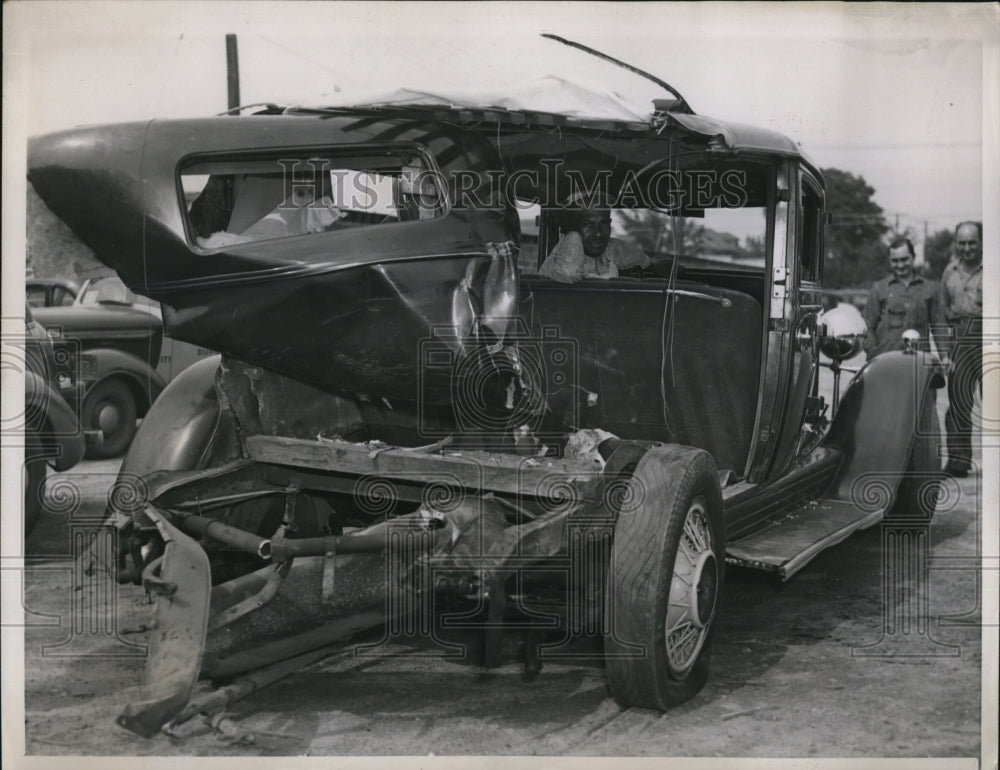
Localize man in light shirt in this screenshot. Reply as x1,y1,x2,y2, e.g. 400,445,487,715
539,193,650,283
940,221,984,478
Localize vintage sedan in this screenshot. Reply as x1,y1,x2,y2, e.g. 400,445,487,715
32,276,217,457
22,305,94,534
26,276,80,308
28,62,942,737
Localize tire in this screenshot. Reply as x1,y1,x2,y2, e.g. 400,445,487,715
889,390,941,521
24,433,47,536
82,378,138,459
604,444,726,710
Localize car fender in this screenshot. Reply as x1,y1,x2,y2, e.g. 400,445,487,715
120,354,224,478
823,349,945,503
82,348,167,413
24,369,86,471
99,355,227,583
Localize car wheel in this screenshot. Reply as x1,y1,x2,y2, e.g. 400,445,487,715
83,378,138,459
889,391,941,520
24,433,47,536
604,444,726,710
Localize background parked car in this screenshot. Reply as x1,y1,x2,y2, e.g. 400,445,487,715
26,276,80,308
31,276,217,458
22,305,94,534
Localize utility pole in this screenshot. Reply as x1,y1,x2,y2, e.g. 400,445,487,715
226,34,240,111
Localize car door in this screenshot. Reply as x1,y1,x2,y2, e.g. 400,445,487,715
763,167,825,479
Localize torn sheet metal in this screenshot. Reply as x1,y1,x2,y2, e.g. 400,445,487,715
117,507,212,738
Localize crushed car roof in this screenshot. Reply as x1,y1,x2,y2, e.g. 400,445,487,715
287,76,818,172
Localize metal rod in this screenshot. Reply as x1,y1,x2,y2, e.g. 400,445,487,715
202,609,386,679
269,528,443,560
207,560,292,632
832,361,842,414
541,33,692,113
210,566,271,611
178,514,272,559
171,644,356,731
171,489,284,513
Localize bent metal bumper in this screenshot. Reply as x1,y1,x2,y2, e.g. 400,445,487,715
117,506,212,738
115,504,433,737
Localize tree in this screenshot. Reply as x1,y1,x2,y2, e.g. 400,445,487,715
923,228,954,279
821,168,889,288
27,184,102,279
615,210,705,258
743,235,766,261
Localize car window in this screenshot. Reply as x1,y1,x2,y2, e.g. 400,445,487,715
54,287,76,306
181,149,446,249
611,206,767,271
800,176,823,283
526,159,772,277
80,278,132,305
26,286,46,308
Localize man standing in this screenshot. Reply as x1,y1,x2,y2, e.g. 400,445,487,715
862,237,948,360
941,221,984,477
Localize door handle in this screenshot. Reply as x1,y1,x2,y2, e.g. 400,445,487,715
667,289,732,308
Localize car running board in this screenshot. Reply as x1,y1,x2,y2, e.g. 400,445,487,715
725,499,882,580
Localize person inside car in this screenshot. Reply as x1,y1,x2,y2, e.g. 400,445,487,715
538,192,650,283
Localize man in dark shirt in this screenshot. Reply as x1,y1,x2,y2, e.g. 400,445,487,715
941,221,984,477
862,237,949,360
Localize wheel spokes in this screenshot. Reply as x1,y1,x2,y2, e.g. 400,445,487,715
664,498,715,676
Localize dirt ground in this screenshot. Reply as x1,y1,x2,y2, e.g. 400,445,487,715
17,398,986,760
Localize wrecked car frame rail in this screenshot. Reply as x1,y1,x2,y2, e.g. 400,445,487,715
245,435,606,500
174,513,445,560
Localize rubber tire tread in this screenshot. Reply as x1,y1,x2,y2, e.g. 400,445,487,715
604,444,725,710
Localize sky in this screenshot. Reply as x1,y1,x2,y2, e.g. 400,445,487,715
3,2,996,249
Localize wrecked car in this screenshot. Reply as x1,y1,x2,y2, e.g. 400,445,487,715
28,50,943,738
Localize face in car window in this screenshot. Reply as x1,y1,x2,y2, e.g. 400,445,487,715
577,210,613,258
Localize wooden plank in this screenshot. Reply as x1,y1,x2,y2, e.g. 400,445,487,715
725,498,883,580
245,435,602,500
